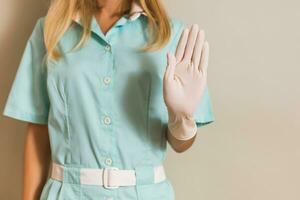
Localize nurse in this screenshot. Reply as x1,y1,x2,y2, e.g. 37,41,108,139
3,0,214,199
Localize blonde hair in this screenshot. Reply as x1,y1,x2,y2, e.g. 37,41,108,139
44,0,171,61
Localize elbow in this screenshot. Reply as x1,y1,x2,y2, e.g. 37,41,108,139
172,143,193,153
169,137,197,153
167,128,198,153
173,147,188,153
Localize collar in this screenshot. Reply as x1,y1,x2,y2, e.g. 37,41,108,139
72,1,147,23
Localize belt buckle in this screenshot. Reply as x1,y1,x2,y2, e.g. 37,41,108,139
103,167,119,189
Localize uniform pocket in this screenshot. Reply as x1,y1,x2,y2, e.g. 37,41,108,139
39,178,60,200
57,182,82,200
39,178,82,200
166,179,176,200
137,179,174,200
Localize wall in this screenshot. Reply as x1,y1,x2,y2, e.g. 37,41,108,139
1,0,299,199
165,0,300,199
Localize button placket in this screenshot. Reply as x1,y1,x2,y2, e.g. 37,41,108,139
101,38,118,173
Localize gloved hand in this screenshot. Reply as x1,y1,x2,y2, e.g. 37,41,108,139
163,24,210,140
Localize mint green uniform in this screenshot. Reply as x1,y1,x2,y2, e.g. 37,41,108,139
3,13,214,200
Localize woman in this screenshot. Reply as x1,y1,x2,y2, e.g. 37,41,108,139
3,0,214,199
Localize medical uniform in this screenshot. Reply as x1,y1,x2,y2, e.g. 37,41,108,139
2,3,214,199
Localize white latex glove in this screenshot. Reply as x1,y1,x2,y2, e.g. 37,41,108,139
163,24,210,140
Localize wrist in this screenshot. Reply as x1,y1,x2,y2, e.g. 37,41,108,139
167,108,197,140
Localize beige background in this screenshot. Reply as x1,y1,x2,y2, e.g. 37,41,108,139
1,0,299,199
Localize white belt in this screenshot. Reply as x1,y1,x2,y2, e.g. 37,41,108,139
51,162,166,189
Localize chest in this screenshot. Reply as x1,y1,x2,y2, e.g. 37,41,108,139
51,20,169,76
45,21,171,109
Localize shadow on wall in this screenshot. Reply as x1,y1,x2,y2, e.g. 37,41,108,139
0,0,48,199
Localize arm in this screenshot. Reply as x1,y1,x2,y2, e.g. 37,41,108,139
163,24,210,153
23,123,51,200
167,128,197,153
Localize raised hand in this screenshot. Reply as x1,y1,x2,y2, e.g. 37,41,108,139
163,24,210,118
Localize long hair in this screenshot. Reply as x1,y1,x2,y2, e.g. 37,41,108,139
44,0,171,61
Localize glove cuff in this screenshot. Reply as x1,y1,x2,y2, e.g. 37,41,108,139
167,109,198,140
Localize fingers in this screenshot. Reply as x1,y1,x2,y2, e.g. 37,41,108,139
175,28,189,62
199,41,209,74
165,52,177,81
172,24,209,77
183,24,199,61
191,30,205,70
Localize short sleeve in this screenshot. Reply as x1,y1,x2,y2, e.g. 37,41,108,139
2,17,50,124
168,17,215,128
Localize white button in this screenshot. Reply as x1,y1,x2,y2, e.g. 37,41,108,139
103,116,111,125
105,158,112,165
105,44,111,51
103,76,111,85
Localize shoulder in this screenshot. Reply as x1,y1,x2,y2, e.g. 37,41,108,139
169,17,186,38
36,16,46,26
167,17,187,51
23,16,47,65
29,16,46,42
